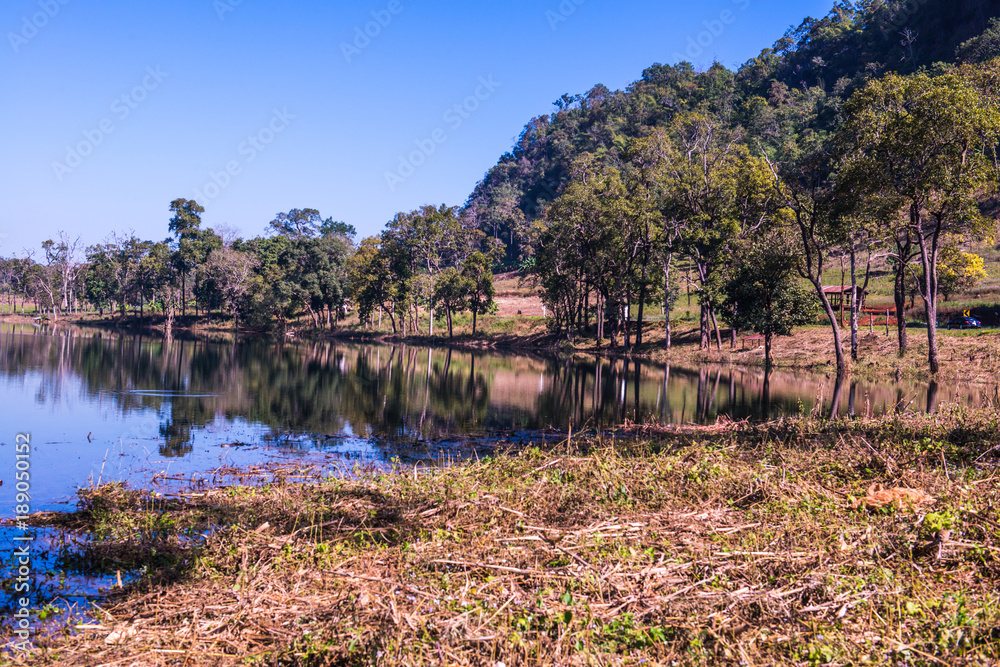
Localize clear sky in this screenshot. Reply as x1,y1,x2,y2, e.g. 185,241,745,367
0,0,834,255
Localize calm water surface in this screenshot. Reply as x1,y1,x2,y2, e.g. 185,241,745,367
0,323,997,617
1,323,996,514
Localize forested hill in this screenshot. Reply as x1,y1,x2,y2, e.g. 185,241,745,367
469,0,1000,265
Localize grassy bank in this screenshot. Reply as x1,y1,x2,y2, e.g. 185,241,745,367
13,410,1000,665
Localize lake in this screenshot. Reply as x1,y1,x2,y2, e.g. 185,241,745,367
1,323,997,614
2,323,997,513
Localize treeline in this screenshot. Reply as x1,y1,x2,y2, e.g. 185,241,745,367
0,202,498,340
0,204,356,332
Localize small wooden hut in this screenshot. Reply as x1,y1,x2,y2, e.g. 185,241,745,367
821,285,868,311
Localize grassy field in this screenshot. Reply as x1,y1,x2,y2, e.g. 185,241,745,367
11,410,1000,666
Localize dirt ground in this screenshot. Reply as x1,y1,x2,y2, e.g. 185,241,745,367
493,274,546,317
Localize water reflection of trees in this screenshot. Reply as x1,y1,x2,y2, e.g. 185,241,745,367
0,330,502,455
1,327,995,460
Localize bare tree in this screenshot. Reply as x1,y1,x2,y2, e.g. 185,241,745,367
41,232,83,317
203,247,258,331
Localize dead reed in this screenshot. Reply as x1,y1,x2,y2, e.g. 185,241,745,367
10,411,1000,666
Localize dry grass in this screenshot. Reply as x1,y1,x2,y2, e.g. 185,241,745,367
11,410,1000,666
633,324,1000,383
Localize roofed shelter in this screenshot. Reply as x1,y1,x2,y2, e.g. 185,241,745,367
821,285,868,312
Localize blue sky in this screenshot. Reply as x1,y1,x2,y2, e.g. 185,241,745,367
0,0,834,254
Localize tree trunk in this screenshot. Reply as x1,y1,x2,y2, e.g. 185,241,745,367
597,295,604,342
623,295,631,349
699,303,710,350
914,210,941,374
811,277,848,376
850,247,859,361
709,304,723,351
472,308,478,336
636,264,648,347
893,232,910,354
663,254,673,350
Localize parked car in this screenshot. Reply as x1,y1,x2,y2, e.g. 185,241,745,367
942,316,982,330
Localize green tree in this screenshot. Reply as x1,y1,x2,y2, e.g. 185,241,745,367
717,233,818,369
168,198,205,317
536,156,635,345
347,236,408,333
433,268,470,338
648,114,782,350
461,252,496,336
269,208,323,240
84,245,117,315
383,204,476,336
838,66,1000,373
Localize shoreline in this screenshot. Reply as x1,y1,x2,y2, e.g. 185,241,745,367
4,312,1000,384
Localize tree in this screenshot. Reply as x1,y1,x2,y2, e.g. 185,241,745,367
168,199,205,317
320,219,357,240
763,133,853,377
84,245,117,315
189,228,224,317
652,114,781,350
279,236,350,328
202,247,259,330
41,231,82,317
535,156,636,345
383,204,476,336
717,233,818,369
144,242,179,331
938,245,987,301
269,208,323,240
956,18,1000,63
110,234,152,318
838,67,1000,373
433,268,470,338
0,258,17,314
907,238,989,301
461,252,496,336
234,234,294,330
347,236,406,333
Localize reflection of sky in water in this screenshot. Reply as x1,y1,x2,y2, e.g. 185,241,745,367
0,369,369,513
0,326,995,622
1,328,995,518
